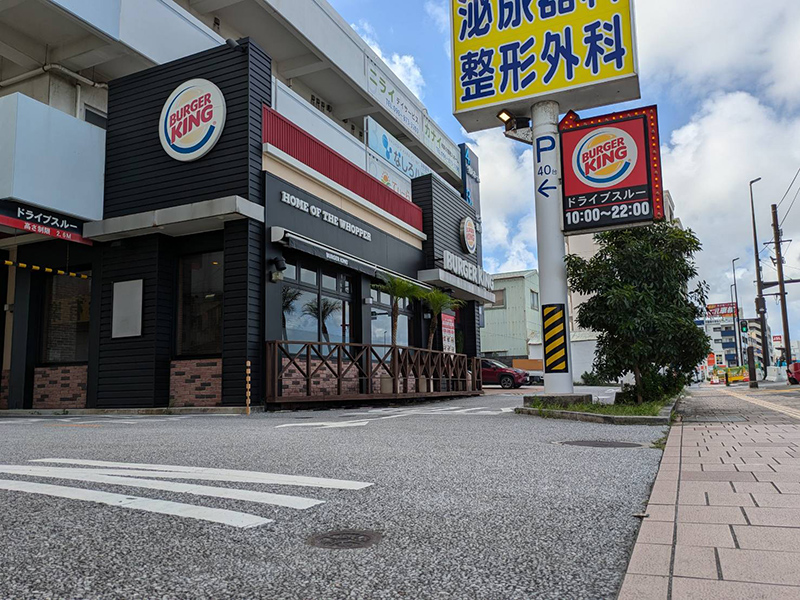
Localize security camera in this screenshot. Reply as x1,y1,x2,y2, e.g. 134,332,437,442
274,257,287,272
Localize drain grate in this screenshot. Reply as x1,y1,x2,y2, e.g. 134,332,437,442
561,440,645,448
307,530,382,549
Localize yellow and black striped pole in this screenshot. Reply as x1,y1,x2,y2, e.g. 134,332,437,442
3,260,89,279
543,304,569,374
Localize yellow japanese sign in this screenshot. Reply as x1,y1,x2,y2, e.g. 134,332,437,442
452,0,640,132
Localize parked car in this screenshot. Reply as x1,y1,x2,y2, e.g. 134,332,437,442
788,362,799,385
481,359,528,389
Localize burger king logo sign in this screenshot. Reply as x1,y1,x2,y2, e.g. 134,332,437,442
460,216,477,255
159,79,226,162
572,127,638,189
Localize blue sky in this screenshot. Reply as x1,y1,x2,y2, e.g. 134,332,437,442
330,0,800,348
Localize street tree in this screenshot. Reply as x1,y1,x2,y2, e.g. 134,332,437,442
420,289,465,350
373,275,422,346
565,221,711,404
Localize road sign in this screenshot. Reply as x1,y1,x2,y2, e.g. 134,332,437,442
452,0,640,132
559,105,664,235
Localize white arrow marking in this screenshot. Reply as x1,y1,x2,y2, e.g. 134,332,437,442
0,479,272,528
0,465,323,509
31,459,372,490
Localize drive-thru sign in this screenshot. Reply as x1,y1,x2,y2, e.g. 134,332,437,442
559,105,663,234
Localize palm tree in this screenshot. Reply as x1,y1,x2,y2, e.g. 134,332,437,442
421,289,465,350
303,297,342,343
373,275,422,346
281,287,302,340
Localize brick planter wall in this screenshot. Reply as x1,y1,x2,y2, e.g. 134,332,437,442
170,360,222,407
279,358,419,397
0,370,8,410
33,365,88,409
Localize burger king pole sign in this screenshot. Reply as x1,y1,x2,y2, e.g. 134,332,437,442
159,78,226,162
559,106,664,235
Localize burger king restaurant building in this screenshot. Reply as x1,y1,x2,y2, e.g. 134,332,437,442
0,39,492,411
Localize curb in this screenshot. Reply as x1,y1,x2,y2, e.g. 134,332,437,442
514,397,678,426
0,406,264,417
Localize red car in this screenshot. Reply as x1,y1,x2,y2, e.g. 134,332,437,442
788,362,799,385
481,359,528,389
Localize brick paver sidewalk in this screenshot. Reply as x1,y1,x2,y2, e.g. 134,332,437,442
619,386,800,600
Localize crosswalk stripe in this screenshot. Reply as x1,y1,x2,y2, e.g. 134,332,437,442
0,466,323,510
0,479,272,528
32,459,373,490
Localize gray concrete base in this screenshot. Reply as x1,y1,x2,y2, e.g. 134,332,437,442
0,406,264,416
523,394,593,409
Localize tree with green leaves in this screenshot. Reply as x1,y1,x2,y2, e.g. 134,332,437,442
281,287,302,340
420,289,465,350
565,221,711,404
373,275,422,346
303,297,342,343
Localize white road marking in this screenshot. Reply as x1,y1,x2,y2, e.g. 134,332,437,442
452,407,489,413
276,420,371,429
0,466,323,509
0,479,272,528
32,459,373,490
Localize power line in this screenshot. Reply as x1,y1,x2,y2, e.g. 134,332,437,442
778,164,800,209
780,185,800,228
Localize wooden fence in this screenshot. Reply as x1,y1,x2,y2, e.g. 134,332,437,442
265,341,482,403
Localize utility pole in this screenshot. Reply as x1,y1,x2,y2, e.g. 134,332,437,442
750,178,769,371
771,203,793,366
732,257,742,366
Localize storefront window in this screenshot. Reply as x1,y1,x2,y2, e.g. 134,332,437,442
282,289,318,342
371,292,412,347
40,272,91,364
177,252,223,356
281,256,353,348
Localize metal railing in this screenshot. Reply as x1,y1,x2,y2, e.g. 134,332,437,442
265,341,482,403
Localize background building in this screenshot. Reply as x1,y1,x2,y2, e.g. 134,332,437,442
481,270,540,360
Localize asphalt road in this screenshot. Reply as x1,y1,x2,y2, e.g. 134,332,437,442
0,393,666,600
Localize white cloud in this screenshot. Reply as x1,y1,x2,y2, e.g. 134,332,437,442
424,0,449,33
636,0,800,105
352,20,426,100
423,0,452,57
465,129,538,274
661,92,800,341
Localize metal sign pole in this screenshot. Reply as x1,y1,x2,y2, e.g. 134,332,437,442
532,101,573,395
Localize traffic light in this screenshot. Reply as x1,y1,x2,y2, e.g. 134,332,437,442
741,322,749,334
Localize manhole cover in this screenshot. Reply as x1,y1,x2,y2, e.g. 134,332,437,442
561,440,644,448
307,530,382,549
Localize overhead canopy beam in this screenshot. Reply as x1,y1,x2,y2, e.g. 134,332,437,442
50,36,121,70
336,102,379,121
0,0,27,12
280,53,328,79
189,0,245,14
0,21,44,69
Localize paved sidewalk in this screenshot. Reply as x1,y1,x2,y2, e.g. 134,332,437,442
619,386,800,600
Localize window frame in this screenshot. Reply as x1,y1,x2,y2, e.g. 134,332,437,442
175,250,225,359
369,282,414,348
38,268,93,366
281,255,353,345
487,288,506,309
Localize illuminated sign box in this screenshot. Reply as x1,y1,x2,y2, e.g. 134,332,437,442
451,0,640,132
559,105,663,235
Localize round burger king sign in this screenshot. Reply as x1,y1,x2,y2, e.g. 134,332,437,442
572,127,638,189
159,79,226,162
460,216,477,255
